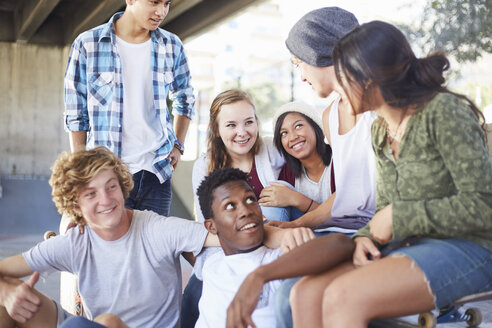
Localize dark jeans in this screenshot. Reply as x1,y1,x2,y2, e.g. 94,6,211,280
125,170,172,216
61,317,106,328
180,274,203,328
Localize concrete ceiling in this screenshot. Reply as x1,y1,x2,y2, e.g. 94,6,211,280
0,0,261,46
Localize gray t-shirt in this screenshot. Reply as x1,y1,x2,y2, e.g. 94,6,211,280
24,210,208,328
295,165,332,205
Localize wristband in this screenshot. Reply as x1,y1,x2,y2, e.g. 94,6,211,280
304,199,314,213
174,140,184,155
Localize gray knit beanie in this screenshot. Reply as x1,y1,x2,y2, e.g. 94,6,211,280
286,7,359,67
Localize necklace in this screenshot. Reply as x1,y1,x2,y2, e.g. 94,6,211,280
385,114,407,155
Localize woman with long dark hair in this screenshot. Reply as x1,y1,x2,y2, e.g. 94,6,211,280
258,101,334,221
287,20,492,327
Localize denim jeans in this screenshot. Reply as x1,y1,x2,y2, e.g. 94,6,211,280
60,316,106,328
180,274,203,328
125,170,172,216
261,204,291,222
275,277,301,328
275,231,355,328
384,237,492,309
261,180,303,223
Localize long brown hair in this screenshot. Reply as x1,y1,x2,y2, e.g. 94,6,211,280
273,112,331,177
332,20,486,141
206,89,261,174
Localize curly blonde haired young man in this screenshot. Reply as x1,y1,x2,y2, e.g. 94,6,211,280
0,147,312,328
49,147,134,226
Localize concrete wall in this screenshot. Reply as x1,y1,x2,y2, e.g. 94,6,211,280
172,159,196,220
0,42,70,177
0,41,193,219
0,176,60,234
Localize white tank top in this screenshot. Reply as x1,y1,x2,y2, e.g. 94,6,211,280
117,36,165,174
328,94,377,220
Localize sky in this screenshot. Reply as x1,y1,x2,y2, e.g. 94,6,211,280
281,0,426,27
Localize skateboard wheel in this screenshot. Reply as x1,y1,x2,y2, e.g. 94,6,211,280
418,312,436,328
44,231,57,240
465,307,483,327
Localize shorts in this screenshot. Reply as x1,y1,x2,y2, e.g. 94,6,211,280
55,300,73,327
382,238,492,309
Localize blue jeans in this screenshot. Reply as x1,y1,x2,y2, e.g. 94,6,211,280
180,274,203,328
261,204,291,222
275,231,355,328
384,237,492,309
261,180,303,223
125,170,172,216
60,317,106,328
275,277,301,328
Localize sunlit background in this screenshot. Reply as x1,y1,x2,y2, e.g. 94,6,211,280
181,0,492,159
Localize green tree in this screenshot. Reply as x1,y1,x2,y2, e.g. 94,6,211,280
465,82,492,108
402,0,492,63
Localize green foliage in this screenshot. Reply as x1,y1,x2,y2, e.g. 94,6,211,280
403,0,492,63
460,82,492,110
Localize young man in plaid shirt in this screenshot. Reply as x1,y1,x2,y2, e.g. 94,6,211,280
64,0,195,216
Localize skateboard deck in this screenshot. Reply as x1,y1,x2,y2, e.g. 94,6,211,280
418,290,492,327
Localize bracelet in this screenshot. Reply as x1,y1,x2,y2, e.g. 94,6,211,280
305,199,314,213
174,139,184,148
174,140,184,155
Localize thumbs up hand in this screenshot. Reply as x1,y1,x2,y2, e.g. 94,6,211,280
3,272,41,323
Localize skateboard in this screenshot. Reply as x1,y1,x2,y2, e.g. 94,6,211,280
44,214,84,316
418,290,492,327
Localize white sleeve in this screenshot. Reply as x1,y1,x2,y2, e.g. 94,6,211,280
192,154,208,223
263,136,285,172
255,137,285,187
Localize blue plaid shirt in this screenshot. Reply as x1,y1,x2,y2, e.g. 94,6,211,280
64,12,195,183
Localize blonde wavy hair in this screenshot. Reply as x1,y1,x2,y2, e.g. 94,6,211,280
49,147,134,225
207,89,261,173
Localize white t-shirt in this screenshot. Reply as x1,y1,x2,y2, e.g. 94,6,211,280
195,246,282,328
23,210,208,328
117,36,166,174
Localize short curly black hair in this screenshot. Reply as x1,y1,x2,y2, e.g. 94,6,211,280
197,167,251,219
